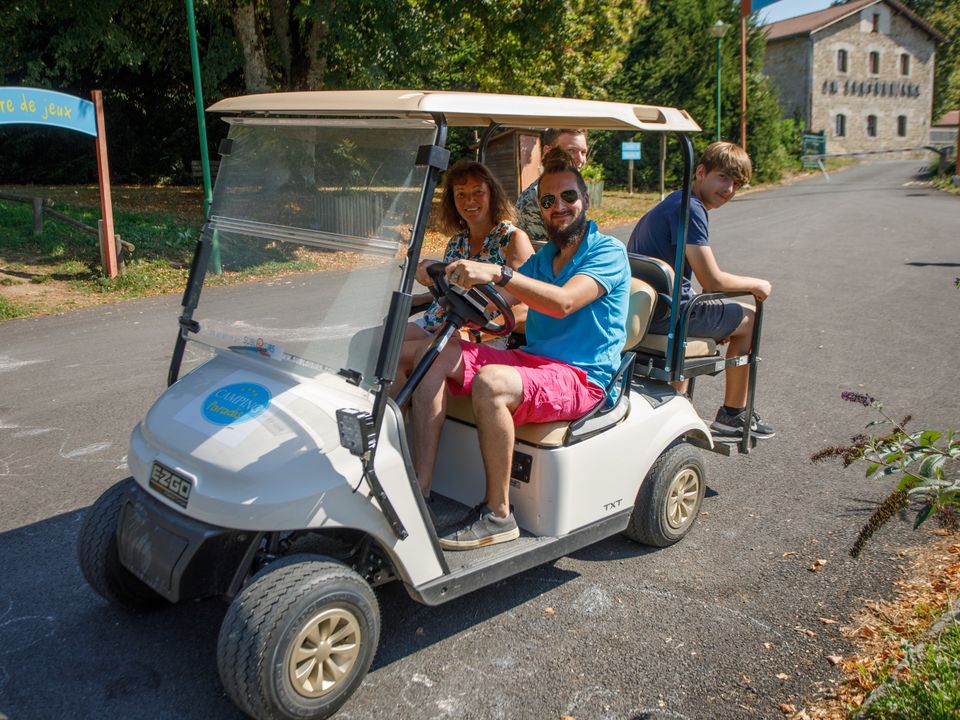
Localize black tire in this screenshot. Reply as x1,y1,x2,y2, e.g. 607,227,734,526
76,478,168,610
623,443,706,547
218,556,380,720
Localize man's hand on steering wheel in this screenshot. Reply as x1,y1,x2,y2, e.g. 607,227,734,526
445,259,502,288
425,260,515,337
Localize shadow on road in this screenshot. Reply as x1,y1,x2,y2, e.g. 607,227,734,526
1,507,638,716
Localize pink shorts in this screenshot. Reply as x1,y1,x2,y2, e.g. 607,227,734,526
448,341,604,426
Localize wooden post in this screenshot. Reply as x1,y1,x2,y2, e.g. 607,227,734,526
628,159,634,195
91,90,118,279
32,197,44,235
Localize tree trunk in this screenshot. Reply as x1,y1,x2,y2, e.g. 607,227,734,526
292,0,334,90
269,0,292,82
228,0,272,92
303,16,328,90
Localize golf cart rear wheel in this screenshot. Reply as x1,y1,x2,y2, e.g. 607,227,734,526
218,556,380,720
623,443,705,547
76,477,168,610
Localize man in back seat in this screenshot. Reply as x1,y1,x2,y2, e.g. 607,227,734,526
627,141,774,440
412,148,630,550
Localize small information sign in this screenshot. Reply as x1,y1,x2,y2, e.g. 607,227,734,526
621,142,642,160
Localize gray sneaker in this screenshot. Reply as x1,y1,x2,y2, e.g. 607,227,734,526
438,504,520,550
710,406,775,440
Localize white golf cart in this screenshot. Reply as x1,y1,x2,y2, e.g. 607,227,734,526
77,91,764,720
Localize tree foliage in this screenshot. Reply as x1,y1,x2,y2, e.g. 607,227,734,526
903,0,960,121
0,0,243,183
220,0,638,97
595,0,797,189
0,0,640,183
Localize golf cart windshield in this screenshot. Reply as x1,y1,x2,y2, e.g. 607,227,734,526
190,118,437,388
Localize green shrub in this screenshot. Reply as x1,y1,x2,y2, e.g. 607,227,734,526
861,622,960,719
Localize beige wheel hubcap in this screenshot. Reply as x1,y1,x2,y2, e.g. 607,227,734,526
288,607,362,698
665,466,700,531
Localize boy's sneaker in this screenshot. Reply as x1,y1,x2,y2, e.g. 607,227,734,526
438,504,520,550
711,407,775,440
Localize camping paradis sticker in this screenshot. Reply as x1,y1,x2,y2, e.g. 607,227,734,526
202,383,271,425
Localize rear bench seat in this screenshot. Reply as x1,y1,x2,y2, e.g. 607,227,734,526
626,253,718,359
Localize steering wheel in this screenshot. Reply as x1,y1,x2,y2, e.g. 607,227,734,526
426,262,515,337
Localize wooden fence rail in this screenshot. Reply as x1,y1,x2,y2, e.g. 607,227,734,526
0,191,134,258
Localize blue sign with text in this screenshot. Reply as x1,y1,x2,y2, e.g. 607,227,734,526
621,142,642,161
202,383,272,425
0,87,97,136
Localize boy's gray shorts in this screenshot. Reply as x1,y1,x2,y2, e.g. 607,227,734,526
648,299,745,341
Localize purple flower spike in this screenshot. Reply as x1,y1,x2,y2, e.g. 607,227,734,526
841,391,876,406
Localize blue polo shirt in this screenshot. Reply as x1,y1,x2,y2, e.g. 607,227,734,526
518,221,630,389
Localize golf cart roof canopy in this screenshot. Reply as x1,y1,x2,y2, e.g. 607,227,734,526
208,90,701,133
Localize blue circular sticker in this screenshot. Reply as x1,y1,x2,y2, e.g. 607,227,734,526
202,383,271,425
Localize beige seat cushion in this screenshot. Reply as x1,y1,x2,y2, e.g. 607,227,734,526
445,393,569,447
625,277,656,351
633,333,717,358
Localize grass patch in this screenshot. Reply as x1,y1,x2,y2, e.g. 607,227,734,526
0,296,31,320
589,190,661,227
823,156,861,172
861,621,960,719
0,195,202,311
0,183,701,319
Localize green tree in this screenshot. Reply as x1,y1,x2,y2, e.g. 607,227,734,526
221,0,639,96
423,0,638,98
903,0,960,121
600,0,795,189
0,0,243,183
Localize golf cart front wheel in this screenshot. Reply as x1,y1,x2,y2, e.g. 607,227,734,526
623,443,706,547
76,477,168,610
217,557,380,720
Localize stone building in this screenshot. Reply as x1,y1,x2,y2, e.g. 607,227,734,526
762,0,944,154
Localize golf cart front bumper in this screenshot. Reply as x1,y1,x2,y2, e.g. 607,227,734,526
116,482,259,603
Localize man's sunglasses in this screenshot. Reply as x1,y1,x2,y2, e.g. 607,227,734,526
539,190,580,209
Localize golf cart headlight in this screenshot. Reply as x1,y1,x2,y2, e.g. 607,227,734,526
336,409,376,457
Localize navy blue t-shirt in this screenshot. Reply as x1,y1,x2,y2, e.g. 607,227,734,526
626,189,708,304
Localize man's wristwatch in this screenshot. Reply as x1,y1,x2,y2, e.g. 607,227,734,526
495,265,513,287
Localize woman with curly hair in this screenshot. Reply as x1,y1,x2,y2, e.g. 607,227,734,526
396,160,534,388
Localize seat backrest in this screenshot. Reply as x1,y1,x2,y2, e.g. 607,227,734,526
627,253,675,324
624,276,656,351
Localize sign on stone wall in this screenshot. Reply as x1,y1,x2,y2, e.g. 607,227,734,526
821,79,921,98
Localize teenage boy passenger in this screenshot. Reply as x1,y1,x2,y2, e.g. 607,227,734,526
515,128,588,244
413,148,630,549
627,141,774,440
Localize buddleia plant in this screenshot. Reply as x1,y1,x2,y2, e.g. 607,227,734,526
812,392,960,558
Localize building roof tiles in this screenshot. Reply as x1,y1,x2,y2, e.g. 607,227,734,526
763,0,944,43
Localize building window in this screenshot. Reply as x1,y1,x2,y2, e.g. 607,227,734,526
836,114,847,137
900,53,911,76
897,115,907,137
872,13,880,33
837,49,848,73
869,51,880,74
867,115,878,137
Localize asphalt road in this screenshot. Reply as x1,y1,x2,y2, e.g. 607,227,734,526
1,160,958,719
